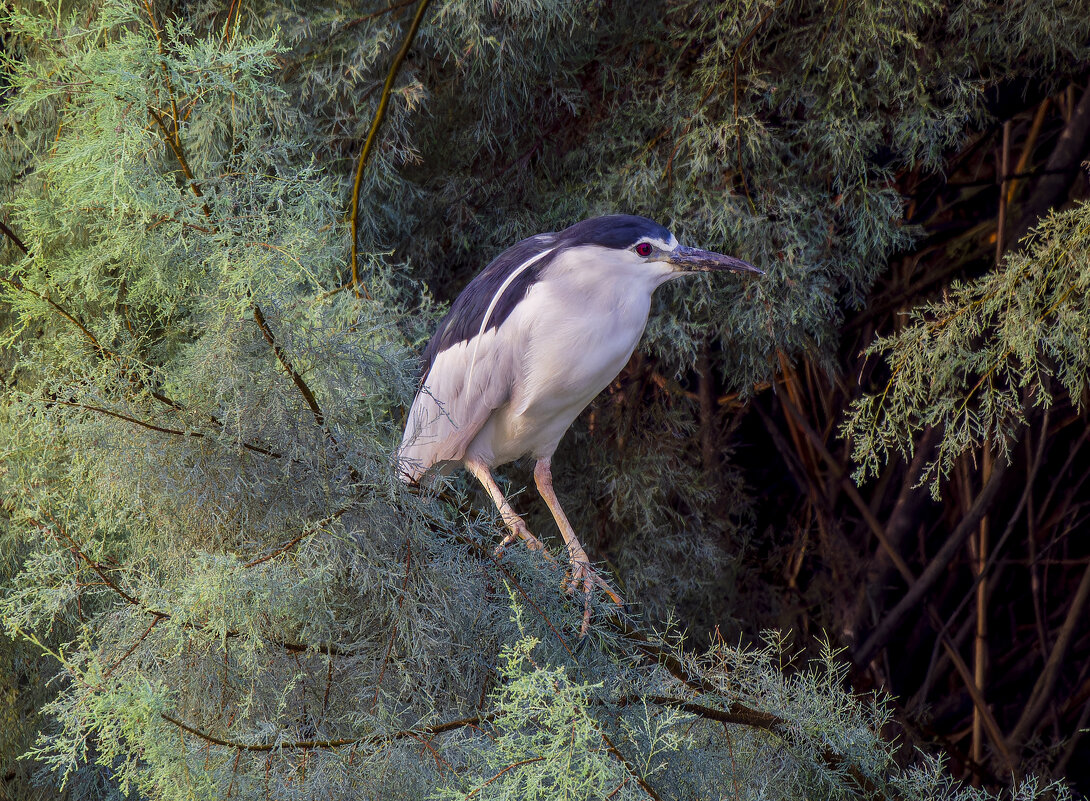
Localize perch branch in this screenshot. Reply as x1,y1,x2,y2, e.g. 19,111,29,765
161,712,492,753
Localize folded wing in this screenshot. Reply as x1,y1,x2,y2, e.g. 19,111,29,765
399,232,559,481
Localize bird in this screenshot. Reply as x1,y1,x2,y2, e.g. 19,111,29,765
399,214,761,619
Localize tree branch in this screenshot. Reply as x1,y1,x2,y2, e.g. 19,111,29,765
243,507,348,568
854,456,1009,667
600,730,665,801
1007,556,1090,755
0,218,30,254
1010,82,1090,245
27,510,353,656
161,711,492,753
252,305,327,430
464,756,545,798
45,399,283,458
349,0,433,299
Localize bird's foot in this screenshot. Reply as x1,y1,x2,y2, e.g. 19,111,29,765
493,521,546,557
566,557,623,637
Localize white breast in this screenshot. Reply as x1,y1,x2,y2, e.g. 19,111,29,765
463,246,668,466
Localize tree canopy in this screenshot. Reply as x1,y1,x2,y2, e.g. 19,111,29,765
2,0,1090,798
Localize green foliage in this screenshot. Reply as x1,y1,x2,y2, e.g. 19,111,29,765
2,0,1088,798
843,201,1090,491
435,632,644,800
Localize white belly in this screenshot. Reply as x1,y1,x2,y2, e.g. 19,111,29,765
464,277,654,466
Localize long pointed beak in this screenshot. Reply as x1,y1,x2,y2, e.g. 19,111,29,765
667,245,763,275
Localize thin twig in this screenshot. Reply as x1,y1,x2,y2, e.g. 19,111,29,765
147,106,214,221
252,305,327,430
854,456,1009,667
46,399,283,457
778,394,1017,769
0,219,30,254
140,0,182,151
464,756,545,798
243,508,349,568
339,0,417,33
349,0,433,299
47,399,198,438
1008,557,1090,754
152,74,338,452
161,711,492,753
600,730,665,801
104,615,161,677
29,510,353,656
29,512,146,609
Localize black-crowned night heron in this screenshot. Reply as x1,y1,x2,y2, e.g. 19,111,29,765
400,215,761,618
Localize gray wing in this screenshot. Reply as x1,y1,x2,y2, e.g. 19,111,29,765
400,232,558,480
420,232,557,370
398,325,516,481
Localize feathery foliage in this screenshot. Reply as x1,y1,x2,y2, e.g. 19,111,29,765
845,201,1090,491
3,0,1090,798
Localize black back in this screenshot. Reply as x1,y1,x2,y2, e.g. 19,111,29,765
421,215,671,376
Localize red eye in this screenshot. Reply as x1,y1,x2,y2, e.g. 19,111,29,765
635,242,653,257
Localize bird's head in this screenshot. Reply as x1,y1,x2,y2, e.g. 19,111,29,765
555,215,763,285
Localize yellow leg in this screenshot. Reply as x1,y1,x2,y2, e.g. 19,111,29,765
465,458,544,552
534,458,624,629
533,458,589,571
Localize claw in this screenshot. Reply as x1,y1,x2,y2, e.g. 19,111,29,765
565,559,615,637
581,581,593,637
494,520,546,558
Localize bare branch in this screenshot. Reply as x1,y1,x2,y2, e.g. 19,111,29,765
252,305,327,431
161,712,492,753
349,0,433,299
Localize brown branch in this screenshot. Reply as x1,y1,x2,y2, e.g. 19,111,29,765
147,106,215,221
29,510,353,656
151,71,336,452
409,731,459,778
104,615,161,678
161,711,492,753
252,305,327,430
48,399,200,438
1006,98,1051,207
602,610,717,695
339,0,417,33
465,756,546,798
777,395,1016,768
634,695,784,731
0,271,112,362
46,398,283,458
1007,557,1090,755
600,730,665,801
243,507,348,568
854,456,1009,667
28,512,147,609
1010,82,1090,245
349,0,433,299
0,239,199,418
0,218,30,254
854,432,934,606
140,0,181,152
